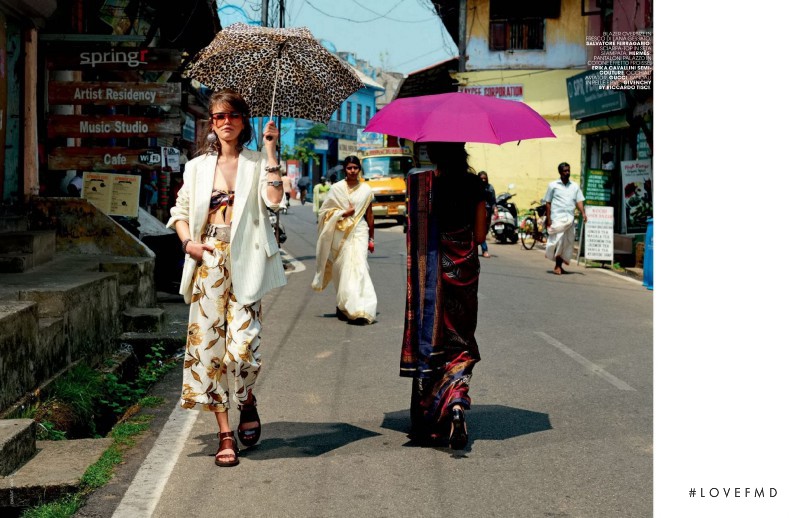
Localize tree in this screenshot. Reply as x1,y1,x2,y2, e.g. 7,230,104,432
280,123,328,166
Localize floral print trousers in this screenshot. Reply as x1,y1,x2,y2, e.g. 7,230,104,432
180,234,262,412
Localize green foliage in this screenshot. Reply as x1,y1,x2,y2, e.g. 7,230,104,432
81,447,122,489
13,343,177,517
281,123,328,165
37,420,68,441
51,364,103,424
20,493,82,518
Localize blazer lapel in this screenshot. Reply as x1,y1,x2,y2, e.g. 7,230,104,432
193,154,215,239
230,149,255,243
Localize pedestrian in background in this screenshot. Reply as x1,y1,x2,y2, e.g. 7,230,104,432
312,155,377,325
297,174,311,205
401,142,487,450
544,162,588,275
477,171,496,258
312,175,331,222
281,172,292,213
167,89,287,467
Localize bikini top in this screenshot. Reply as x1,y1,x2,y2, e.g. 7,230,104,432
209,189,234,217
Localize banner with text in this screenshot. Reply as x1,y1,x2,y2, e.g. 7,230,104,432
584,206,614,261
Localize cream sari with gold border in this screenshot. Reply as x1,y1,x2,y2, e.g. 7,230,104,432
312,180,377,322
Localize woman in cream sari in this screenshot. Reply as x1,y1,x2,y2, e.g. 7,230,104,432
312,155,377,325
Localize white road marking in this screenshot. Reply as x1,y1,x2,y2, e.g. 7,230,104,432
112,402,198,518
281,249,305,274
535,331,636,391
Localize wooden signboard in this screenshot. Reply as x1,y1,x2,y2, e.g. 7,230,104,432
82,172,141,217
47,114,180,138
49,82,181,105
48,147,163,171
46,48,182,71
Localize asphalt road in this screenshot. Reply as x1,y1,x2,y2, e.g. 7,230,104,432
80,201,653,518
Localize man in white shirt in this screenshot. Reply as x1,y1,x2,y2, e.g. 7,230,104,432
544,162,588,275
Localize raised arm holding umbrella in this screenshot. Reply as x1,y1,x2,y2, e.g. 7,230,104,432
176,25,364,468
366,92,555,451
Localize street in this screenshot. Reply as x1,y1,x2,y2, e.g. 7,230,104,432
88,201,652,518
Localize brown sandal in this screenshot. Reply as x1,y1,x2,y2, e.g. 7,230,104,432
237,394,261,447
215,431,239,467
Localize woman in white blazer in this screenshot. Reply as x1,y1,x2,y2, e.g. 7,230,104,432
166,89,286,467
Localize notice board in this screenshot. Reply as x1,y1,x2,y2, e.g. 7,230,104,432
584,206,614,261
82,172,141,217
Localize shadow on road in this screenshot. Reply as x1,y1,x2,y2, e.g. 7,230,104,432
204,422,383,460
381,404,552,441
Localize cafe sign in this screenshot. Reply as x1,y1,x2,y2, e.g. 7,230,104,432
49,147,165,171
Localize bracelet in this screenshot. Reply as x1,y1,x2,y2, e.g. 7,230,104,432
369,237,374,242
265,164,281,173
181,238,191,254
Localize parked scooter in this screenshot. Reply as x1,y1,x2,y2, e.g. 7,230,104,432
490,184,519,244
268,207,287,245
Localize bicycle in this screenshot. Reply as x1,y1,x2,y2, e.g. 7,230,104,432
519,201,548,250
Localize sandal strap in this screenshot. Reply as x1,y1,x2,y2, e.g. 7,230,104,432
217,432,239,453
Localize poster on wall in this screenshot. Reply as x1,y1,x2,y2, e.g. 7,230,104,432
620,159,652,234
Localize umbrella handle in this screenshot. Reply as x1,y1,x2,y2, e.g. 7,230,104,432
267,41,286,131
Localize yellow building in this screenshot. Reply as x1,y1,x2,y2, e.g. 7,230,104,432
395,1,589,211
457,70,583,207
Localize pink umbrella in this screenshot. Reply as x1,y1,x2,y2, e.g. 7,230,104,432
364,92,556,144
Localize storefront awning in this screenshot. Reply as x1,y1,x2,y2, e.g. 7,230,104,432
575,113,629,135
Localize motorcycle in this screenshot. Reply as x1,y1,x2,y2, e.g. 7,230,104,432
490,186,519,244
268,207,287,245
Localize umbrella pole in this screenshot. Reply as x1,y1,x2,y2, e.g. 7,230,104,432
268,42,286,122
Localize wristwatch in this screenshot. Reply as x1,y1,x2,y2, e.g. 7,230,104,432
267,180,282,188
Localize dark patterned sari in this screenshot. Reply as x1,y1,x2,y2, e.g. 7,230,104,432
401,169,481,442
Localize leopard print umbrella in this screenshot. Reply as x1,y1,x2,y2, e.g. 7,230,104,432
185,24,364,122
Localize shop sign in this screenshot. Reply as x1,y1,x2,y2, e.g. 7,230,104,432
48,147,163,170
584,206,614,261
48,82,180,105
81,172,141,217
458,84,523,101
583,168,613,206
620,159,652,234
312,139,329,152
357,129,384,150
46,48,181,71
338,139,357,160
567,70,627,119
47,115,180,138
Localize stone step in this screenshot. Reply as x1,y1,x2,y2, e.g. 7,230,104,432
0,437,112,508
121,307,165,333
0,253,32,273
0,231,55,273
0,215,27,234
0,420,36,477
100,257,156,307
0,302,39,412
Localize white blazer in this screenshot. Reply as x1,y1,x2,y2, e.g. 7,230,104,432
166,148,287,304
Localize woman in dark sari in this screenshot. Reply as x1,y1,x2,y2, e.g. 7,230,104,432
401,142,488,450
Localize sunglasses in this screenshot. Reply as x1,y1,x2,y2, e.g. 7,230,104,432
210,112,243,123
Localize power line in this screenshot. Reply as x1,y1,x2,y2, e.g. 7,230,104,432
304,0,432,23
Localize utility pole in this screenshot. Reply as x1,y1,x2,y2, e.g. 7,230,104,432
262,0,269,27
458,0,467,72
279,0,285,28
